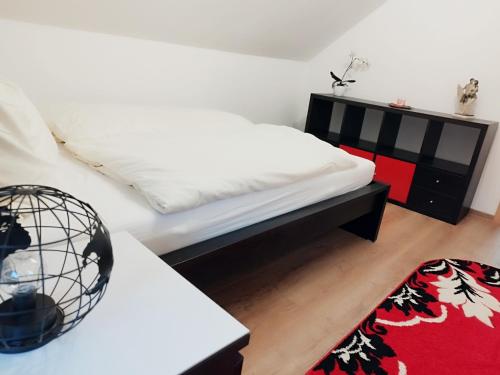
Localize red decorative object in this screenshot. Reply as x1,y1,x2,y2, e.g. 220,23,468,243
340,145,374,161
307,259,500,375
374,156,416,203
388,103,412,110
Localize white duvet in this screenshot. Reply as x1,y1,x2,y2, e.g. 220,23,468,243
44,105,357,213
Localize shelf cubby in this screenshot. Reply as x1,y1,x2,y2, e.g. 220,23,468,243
326,131,340,145
377,112,402,150
360,109,384,144
328,102,345,134
420,120,444,159
395,116,428,155
306,96,333,140
376,145,420,164
339,105,365,141
341,138,377,153
419,156,469,176
434,123,481,167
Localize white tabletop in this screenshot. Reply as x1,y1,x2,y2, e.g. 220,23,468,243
0,231,249,375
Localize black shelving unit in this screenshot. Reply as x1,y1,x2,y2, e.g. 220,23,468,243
305,93,498,224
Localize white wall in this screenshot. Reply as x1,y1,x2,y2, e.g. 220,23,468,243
0,0,386,60
306,0,500,215
0,19,306,126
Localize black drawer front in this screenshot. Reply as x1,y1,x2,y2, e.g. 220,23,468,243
407,186,461,222
412,166,466,198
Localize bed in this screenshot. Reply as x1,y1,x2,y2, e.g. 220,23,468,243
48,146,380,258
0,85,388,269
45,146,388,272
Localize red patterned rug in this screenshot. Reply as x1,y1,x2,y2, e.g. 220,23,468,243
307,259,500,375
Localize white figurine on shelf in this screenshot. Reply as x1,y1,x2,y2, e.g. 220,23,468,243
456,78,479,117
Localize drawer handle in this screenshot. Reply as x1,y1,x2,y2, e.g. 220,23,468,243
435,179,440,184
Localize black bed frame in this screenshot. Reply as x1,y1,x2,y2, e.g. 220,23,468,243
161,182,389,268
162,182,388,375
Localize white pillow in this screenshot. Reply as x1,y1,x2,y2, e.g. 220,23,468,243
0,80,58,186
43,103,255,144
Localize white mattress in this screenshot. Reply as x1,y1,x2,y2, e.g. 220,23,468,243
49,147,374,255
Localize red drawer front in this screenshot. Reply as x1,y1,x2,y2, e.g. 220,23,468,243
340,145,374,161
374,155,416,203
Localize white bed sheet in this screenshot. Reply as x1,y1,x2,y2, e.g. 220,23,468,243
49,147,374,255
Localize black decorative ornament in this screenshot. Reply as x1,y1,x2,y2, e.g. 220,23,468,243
0,185,113,353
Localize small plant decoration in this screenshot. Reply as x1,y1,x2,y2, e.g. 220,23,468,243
330,53,369,95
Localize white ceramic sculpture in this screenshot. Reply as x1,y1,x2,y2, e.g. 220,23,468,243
456,78,479,117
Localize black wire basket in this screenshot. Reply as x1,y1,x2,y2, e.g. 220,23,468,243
0,185,113,353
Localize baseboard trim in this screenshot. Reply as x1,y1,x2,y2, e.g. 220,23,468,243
469,209,494,220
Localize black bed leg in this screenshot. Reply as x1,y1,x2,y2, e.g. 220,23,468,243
340,186,389,242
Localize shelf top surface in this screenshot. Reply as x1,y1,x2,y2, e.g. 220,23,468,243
313,93,498,127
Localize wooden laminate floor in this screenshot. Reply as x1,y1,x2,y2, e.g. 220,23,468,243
202,204,500,375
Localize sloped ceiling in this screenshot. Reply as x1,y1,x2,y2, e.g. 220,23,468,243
0,0,385,60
